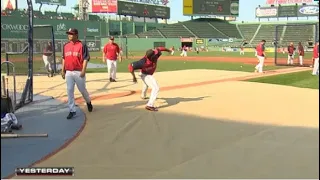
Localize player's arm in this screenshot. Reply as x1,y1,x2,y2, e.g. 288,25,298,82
81,43,90,76
102,45,106,63
61,45,66,79
117,45,122,62
128,63,137,83
157,46,171,53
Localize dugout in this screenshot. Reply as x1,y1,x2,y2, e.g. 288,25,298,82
181,38,193,49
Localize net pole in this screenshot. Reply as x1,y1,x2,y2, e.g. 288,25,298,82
27,0,33,102
51,26,57,73
274,25,279,65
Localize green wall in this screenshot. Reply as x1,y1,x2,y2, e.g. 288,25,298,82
101,38,181,51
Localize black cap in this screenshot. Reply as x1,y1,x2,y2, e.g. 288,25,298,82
109,36,115,40
66,28,78,35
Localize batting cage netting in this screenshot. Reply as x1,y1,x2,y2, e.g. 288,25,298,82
1,0,34,110
274,23,318,67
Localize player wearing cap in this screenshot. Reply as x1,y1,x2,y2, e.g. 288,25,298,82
102,36,122,82
128,47,171,111
61,28,93,119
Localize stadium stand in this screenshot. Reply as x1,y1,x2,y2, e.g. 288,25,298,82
158,24,195,38
281,24,314,46
183,21,227,38
137,29,164,38
251,24,283,47
237,24,260,42
209,22,242,38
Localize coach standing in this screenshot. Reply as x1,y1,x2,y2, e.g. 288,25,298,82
287,42,295,65
102,36,122,82
61,28,93,119
255,40,266,73
312,41,319,76
297,42,305,66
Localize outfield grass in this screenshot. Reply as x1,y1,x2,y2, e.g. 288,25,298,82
87,60,286,73
246,70,319,89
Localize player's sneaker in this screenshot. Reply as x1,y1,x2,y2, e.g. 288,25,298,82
87,102,93,112
67,112,76,119
146,106,158,111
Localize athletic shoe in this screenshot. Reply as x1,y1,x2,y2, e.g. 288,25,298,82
141,96,148,100
67,112,76,119
109,77,113,82
50,70,54,77
111,79,117,82
146,106,158,111
87,102,93,112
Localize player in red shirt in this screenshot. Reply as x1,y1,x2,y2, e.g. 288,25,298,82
255,40,266,73
61,28,93,119
240,46,244,55
312,41,319,75
103,36,122,82
42,41,54,77
297,42,305,66
287,42,295,65
170,46,175,55
128,47,171,111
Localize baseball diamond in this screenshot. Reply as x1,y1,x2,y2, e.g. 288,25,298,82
1,0,319,179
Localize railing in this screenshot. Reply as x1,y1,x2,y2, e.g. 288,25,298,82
1,61,17,112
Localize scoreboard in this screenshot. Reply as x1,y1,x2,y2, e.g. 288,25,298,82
183,0,239,16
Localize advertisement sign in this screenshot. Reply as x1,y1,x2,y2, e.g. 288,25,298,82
117,1,170,19
88,0,117,13
86,41,101,51
195,39,204,44
278,5,298,17
266,0,313,5
183,0,239,16
35,0,66,6
2,0,16,10
297,5,319,16
255,7,278,17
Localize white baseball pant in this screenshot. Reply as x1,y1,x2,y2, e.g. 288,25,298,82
299,55,303,65
240,50,244,55
312,58,319,75
255,55,265,73
180,50,187,57
140,73,159,107
66,70,91,112
106,59,117,79
287,55,294,65
43,55,53,72
171,50,175,55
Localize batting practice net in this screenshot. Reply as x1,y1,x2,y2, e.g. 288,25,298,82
274,23,318,67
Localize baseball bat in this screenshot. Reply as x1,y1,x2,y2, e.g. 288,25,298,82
1,133,48,138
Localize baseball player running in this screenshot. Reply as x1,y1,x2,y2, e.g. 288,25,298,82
312,41,319,75
297,42,305,66
61,28,93,119
254,40,266,73
103,36,122,82
128,47,171,111
42,41,54,77
287,42,295,65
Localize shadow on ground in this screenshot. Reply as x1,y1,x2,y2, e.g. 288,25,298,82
13,101,319,179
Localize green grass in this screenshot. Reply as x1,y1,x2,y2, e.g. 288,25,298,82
246,70,319,89
86,60,286,73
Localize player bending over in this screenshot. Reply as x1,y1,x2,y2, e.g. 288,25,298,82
128,47,171,111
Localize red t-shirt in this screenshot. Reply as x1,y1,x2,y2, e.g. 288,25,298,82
298,45,304,56
62,40,90,71
287,45,295,55
313,44,319,58
256,43,265,57
43,45,53,56
141,47,167,75
103,43,120,61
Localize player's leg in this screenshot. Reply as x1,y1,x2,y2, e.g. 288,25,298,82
290,55,294,64
74,71,93,112
299,56,303,66
112,60,117,80
42,55,50,72
254,56,260,72
65,71,77,119
141,74,159,111
287,55,290,64
312,58,319,75
258,56,265,73
140,74,148,99
171,50,174,55
106,59,113,81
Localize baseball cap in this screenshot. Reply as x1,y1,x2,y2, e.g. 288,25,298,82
109,36,115,40
66,28,78,35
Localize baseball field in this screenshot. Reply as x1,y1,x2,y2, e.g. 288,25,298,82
2,49,319,179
